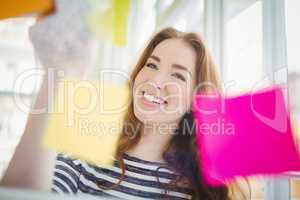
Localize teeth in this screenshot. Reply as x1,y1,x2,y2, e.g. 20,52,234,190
142,91,166,104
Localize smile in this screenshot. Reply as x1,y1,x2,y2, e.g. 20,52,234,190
141,91,168,105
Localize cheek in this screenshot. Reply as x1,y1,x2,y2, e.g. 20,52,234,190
133,72,142,86
133,67,155,87
133,71,146,93
167,84,191,108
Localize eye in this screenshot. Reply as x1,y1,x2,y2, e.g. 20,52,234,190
145,63,158,70
172,72,186,82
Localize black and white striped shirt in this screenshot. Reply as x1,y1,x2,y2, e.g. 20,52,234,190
51,153,194,199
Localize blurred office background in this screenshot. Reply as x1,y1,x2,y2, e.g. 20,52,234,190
0,0,299,199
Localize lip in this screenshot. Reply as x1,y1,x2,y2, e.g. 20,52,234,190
139,91,167,108
140,95,159,108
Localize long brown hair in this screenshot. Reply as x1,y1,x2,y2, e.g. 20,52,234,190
98,27,247,200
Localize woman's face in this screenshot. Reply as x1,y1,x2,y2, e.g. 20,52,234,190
133,38,197,125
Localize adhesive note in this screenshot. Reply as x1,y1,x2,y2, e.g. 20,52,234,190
86,0,131,46
43,79,131,166
0,0,55,20
192,86,300,186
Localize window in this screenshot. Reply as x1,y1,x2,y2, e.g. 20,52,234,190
285,0,300,198
0,17,40,178
224,0,263,95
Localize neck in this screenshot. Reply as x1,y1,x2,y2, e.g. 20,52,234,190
126,121,177,163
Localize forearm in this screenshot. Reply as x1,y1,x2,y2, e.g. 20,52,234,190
0,71,58,191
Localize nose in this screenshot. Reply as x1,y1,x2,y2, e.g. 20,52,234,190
151,73,165,91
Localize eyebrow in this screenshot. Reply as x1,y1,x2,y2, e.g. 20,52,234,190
149,55,160,62
172,64,192,76
148,55,192,76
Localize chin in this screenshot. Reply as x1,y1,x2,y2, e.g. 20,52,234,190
134,112,180,125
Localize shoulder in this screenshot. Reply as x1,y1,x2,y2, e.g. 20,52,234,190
52,153,84,194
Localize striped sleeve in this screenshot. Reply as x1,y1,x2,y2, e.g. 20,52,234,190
51,153,82,194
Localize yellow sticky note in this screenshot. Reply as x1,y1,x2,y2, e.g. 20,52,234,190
43,79,131,166
0,0,55,20
86,0,131,46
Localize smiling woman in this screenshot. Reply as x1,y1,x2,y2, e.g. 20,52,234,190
133,38,196,125
51,27,245,200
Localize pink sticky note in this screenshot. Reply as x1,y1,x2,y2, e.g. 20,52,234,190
192,86,300,186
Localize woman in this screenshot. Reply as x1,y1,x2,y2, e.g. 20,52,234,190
52,27,244,200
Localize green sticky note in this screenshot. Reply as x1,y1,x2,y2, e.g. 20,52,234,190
86,0,131,46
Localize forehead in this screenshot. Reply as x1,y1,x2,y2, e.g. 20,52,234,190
150,39,197,72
